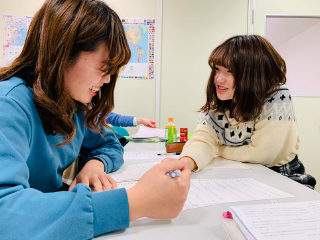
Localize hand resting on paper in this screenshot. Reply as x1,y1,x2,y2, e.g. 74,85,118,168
68,159,117,192
126,159,191,221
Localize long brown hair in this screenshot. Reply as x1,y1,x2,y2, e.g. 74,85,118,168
0,0,131,145
201,35,286,122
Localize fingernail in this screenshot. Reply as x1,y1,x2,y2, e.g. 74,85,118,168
181,159,187,165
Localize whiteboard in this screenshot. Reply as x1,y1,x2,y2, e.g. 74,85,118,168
266,15,320,97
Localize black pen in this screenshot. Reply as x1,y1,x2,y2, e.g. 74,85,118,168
157,152,181,156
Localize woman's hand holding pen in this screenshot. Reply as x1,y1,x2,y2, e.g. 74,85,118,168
68,159,117,192
126,159,191,221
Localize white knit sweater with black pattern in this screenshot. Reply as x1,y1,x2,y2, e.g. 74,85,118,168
181,85,299,170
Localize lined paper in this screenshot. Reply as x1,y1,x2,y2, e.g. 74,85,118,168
116,178,293,210
230,200,320,240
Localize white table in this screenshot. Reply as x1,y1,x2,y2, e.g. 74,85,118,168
96,142,320,240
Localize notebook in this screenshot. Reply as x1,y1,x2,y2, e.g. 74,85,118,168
229,200,320,240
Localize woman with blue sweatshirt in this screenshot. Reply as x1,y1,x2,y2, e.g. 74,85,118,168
0,0,191,239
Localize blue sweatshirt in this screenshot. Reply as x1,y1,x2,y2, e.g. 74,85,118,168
106,112,135,127
0,77,130,239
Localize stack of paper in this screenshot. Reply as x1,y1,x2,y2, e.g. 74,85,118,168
131,126,165,139
230,200,320,240
123,151,180,160
125,137,163,143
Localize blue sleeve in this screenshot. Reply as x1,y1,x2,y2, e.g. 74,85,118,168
106,112,135,127
80,125,124,173
0,96,129,239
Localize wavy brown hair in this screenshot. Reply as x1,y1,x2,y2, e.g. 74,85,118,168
201,35,286,122
0,0,130,145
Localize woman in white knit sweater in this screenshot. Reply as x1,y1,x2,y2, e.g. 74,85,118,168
180,35,316,189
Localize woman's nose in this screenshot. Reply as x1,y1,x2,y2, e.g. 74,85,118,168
216,74,226,83
102,74,111,84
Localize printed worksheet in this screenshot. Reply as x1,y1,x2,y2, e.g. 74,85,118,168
116,178,293,210
230,200,320,240
185,178,293,207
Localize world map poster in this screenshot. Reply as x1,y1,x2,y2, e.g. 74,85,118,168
3,15,33,67
119,18,155,80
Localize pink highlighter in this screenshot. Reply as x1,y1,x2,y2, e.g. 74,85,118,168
222,211,233,219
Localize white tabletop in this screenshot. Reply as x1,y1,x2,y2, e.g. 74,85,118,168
96,142,320,240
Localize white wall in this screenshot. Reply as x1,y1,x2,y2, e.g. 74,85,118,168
275,21,320,96
160,0,248,132
254,0,320,192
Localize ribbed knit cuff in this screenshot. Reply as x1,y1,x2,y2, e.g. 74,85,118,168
91,188,130,236
180,147,212,172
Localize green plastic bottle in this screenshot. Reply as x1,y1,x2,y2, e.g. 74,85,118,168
165,118,177,146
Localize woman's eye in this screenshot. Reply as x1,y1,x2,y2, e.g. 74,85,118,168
100,70,108,75
102,73,109,77
214,66,219,71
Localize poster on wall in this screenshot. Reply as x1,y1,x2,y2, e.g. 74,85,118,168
119,18,155,80
2,16,156,80
3,15,33,67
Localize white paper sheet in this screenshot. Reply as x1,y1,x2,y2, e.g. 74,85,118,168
185,178,293,207
109,162,159,182
116,178,293,210
124,151,180,160
117,181,138,190
230,200,320,240
132,126,165,139
204,157,254,170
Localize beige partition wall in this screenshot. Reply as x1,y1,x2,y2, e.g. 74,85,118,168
160,0,248,132
254,0,320,192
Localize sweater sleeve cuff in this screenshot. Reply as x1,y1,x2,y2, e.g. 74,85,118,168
91,188,130,237
88,155,112,173
180,148,212,172
133,117,138,126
